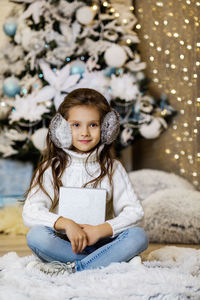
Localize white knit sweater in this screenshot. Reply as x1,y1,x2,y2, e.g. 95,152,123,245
22,146,144,237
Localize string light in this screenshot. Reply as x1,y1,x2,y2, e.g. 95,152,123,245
156,2,164,7
92,5,98,10
173,33,179,38
123,19,128,24
192,172,197,176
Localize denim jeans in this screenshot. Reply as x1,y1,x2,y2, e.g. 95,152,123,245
27,225,148,272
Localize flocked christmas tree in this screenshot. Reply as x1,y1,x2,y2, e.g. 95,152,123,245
0,0,175,164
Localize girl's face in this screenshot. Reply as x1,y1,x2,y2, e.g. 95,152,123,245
68,105,101,153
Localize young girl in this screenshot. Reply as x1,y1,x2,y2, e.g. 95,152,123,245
23,88,148,276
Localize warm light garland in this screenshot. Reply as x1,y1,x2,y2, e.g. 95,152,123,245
135,0,200,188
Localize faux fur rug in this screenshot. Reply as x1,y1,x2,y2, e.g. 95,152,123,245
0,247,200,300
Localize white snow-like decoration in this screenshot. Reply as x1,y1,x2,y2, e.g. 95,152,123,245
79,38,112,57
0,130,18,157
18,0,46,24
39,60,80,109
57,0,82,18
5,129,28,141
0,45,25,75
110,73,139,101
9,93,49,123
21,74,43,92
67,70,111,102
126,53,147,72
111,3,138,33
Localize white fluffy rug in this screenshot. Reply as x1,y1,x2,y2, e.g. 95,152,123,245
0,247,200,300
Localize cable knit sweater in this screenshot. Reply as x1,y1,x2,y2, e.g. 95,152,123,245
22,146,144,237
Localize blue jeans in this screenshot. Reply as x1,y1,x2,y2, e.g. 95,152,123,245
27,225,148,272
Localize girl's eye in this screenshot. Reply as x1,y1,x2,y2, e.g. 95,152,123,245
90,123,99,127
72,123,80,127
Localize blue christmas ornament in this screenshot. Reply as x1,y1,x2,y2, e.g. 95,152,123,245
3,18,17,37
104,67,116,77
3,77,21,97
70,61,85,75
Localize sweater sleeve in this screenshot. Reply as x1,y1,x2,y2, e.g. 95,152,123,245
106,160,144,237
22,167,60,229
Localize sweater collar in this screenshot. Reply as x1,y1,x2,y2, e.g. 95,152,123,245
63,145,104,164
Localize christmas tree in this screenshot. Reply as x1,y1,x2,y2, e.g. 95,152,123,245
0,0,175,164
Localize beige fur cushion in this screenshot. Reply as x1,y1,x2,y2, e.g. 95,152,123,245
128,169,195,201
0,205,29,235
142,188,200,244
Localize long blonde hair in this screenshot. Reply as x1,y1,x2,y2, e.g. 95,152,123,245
26,88,117,210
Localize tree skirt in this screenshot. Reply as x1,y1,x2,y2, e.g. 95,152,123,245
0,249,200,300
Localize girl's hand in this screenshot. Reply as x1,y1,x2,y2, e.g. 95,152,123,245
80,223,113,246
79,224,100,246
54,217,88,253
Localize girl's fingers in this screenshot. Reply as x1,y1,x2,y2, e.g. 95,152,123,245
77,236,84,253
71,240,77,253
77,240,82,253
80,238,88,252
77,235,87,253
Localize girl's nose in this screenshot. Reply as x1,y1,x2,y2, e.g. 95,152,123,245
81,126,89,136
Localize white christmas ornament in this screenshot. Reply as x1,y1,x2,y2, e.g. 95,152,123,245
31,128,48,152
104,45,127,68
76,6,95,25
139,118,168,139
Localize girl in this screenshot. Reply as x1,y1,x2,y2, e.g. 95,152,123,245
23,88,148,276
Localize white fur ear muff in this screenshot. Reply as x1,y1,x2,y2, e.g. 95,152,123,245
101,109,120,145
49,113,72,149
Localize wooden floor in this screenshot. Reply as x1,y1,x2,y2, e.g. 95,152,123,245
0,234,199,261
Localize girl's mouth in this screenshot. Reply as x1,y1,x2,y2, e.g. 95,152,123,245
79,140,91,144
